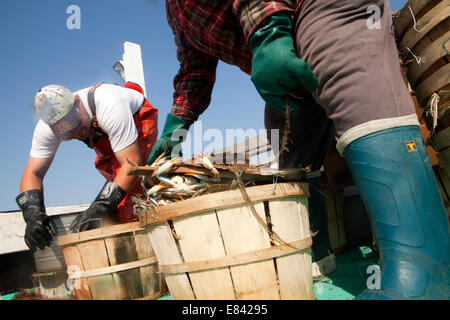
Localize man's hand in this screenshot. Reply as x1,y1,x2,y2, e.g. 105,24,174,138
69,201,113,232
16,190,57,252
250,13,318,115
146,113,190,165
70,181,127,232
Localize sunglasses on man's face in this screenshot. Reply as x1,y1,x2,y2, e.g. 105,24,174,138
50,100,82,140
60,120,83,141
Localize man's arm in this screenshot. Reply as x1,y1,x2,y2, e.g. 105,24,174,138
170,38,219,124
232,0,317,113
166,4,219,124
69,140,142,233
112,140,142,192
17,156,57,251
20,156,54,192
232,0,296,40
146,7,219,165
146,44,218,165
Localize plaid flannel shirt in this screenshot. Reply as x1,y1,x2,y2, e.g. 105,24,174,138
166,0,297,124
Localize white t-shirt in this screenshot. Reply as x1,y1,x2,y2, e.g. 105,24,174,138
30,84,145,159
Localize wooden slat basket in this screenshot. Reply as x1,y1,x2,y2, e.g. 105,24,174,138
139,182,315,300
394,0,450,129
32,212,80,299
57,222,164,300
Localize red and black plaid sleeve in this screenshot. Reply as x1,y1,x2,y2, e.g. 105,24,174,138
171,42,219,124
166,2,219,124
165,0,297,124
232,0,297,39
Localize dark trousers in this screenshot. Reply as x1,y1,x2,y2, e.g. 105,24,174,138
265,0,416,170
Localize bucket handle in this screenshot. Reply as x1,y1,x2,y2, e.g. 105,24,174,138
76,218,103,238
400,47,422,66
443,37,450,55
407,5,421,34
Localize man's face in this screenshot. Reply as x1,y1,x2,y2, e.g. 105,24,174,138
57,95,91,141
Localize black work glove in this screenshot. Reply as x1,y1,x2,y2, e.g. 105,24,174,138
70,181,127,233
16,190,57,252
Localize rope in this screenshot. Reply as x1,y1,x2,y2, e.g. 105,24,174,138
401,47,422,66
232,165,297,250
272,96,292,165
407,5,421,33
443,37,450,55
426,93,440,135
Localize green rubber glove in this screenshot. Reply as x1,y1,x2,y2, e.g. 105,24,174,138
147,113,190,165
250,13,318,115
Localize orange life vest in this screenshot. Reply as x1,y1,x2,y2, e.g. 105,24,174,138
85,82,158,223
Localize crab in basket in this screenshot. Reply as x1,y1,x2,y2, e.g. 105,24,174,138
132,153,232,213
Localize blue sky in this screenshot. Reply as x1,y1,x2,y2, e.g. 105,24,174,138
0,0,408,210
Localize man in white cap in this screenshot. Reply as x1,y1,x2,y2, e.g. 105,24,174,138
16,83,158,251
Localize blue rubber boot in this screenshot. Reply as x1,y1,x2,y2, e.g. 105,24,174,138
343,126,450,300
